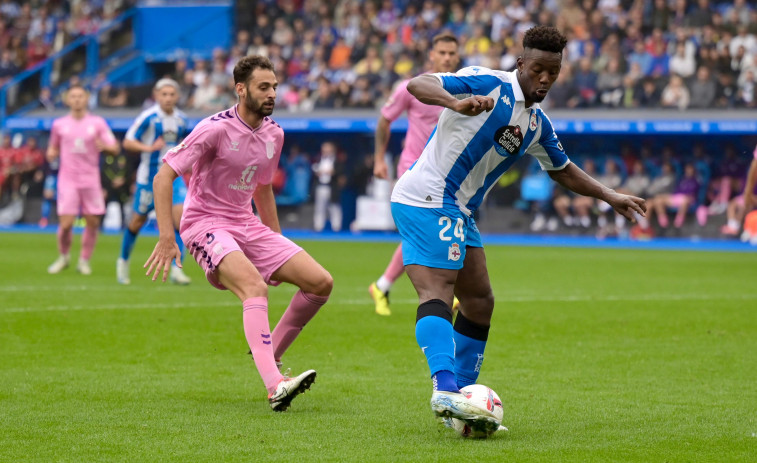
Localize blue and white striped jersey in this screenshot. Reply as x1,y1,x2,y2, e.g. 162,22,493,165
391,67,570,215
125,104,189,185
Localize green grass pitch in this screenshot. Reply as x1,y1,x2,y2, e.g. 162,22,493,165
1,232,756,462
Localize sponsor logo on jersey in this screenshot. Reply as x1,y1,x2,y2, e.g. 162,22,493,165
448,243,461,261
557,141,564,151
230,141,239,151
167,142,186,155
501,95,512,107
494,125,523,156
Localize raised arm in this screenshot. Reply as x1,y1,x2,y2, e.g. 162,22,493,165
144,162,182,281
549,162,647,221
406,74,494,116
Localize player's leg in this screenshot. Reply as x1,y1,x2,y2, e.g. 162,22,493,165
78,213,101,275
654,194,670,227
369,243,404,316
119,185,152,284
452,246,494,389
48,214,75,273
270,250,333,362
48,184,79,273
39,176,55,227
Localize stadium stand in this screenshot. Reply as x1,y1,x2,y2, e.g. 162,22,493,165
1,0,756,240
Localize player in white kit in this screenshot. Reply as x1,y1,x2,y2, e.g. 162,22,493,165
369,33,460,316
145,56,333,412
391,26,647,433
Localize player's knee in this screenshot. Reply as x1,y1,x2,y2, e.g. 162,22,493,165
236,277,268,300
310,269,333,297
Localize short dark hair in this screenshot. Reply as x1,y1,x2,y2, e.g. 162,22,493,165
522,26,567,54
233,55,274,85
432,32,459,47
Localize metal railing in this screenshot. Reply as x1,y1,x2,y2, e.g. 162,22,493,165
0,9,136,126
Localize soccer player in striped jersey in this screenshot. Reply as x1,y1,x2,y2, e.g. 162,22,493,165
369,33,460,316
391,26,646,433
117,78,191,285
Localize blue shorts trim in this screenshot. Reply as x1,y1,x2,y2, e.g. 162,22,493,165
133,176,187,215
390,202,482,270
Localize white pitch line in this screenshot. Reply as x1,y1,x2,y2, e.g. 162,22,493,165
2,293,756,314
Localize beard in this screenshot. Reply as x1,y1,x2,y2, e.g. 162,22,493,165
244,92,275,117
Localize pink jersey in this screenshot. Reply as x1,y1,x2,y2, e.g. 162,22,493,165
163,105,284,229
49,113,116,188
381,77,443,175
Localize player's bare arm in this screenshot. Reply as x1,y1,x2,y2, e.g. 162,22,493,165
373,116,391,179
46,144,59,162
406,75,494,116
144,162,182,281
549,162,647,221
123,136,165,153
94,138,120,155
252,183,282,234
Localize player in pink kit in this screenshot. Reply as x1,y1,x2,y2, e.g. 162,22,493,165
369,33,460,316
145,56,333,412
47,85,119,275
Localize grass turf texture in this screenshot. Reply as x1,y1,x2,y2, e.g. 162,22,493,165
1,232,756,462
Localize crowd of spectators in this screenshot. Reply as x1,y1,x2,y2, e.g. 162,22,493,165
0,0,135,86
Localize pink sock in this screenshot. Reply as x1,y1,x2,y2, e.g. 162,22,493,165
57,226,72,255
80,225,98,260
272,291,329,361
657,213,669,228
243,297,283,394
383,244,405,283
674,213,685,228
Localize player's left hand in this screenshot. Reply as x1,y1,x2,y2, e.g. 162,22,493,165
94,138,106,152
606,191,647,222
144,236,182,283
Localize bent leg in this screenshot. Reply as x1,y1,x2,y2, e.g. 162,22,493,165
452,247,494,388
270,251,334,361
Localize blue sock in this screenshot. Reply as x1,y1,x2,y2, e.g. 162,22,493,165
453,312,490,389
120,227,138,260
41,200,51,219
432,370,458,392
173,229,184,266
415,299,457,392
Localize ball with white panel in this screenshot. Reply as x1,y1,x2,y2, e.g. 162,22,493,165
450,384,506,438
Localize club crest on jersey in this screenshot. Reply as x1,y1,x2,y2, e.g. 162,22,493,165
529,112,538,131
494,125,523,156
448,243,461,261
230,141,239,151
266,141,275,159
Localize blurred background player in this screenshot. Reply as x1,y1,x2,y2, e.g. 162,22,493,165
368,33,460,316
47,85,119,275
144,56,333,411
117,78,191,285
391,26,646,434
38,155,58,228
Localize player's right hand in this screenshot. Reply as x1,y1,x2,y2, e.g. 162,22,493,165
374,158,388,179
454,96,494,117
144,235,182,283
151,137,166,151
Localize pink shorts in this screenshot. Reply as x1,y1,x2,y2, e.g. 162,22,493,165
56,184,105,216
669,193,694,208
180,219,303,291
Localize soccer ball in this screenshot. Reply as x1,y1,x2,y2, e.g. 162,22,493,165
450,384,504,438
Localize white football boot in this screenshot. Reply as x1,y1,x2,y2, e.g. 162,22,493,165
170,265,191,285
116,258,130,285
47,254,70,274
268,369,317,412
430,390,500,435
77,258,92,275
